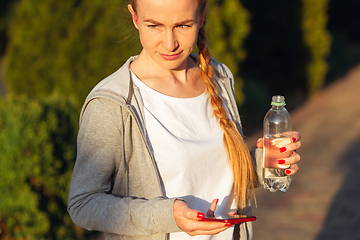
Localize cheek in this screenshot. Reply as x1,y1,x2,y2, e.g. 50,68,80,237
180,31,199,47
138,30,158,49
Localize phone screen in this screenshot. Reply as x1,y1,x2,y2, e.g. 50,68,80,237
201,215,256,224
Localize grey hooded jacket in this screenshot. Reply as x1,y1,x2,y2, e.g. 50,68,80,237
67,55,261,240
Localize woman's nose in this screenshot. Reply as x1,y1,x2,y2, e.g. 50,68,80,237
162,30,179,52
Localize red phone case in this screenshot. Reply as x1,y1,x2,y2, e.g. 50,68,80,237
201,215,256,224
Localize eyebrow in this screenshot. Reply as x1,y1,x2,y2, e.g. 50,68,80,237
144,19,195,25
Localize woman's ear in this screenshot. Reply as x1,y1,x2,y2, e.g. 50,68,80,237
127,4,138,29
199,9,206,28
199,4,207,28
199,13,205,28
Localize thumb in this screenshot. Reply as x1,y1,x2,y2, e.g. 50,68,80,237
174,199,205,220
256,138,264,148
186,208,205,220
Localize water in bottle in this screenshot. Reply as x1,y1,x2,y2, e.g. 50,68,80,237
263,95,292,192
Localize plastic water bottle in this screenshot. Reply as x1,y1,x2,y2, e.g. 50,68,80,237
263,95,292,192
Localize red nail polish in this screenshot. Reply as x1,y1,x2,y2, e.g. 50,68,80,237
278,160,286,164
197,212,205,219
285,170,291,174
292,137,296,143
225,223,232,227
279,147,287,153
215,199,219,205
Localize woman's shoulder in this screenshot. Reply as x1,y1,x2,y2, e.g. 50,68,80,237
88,56,137,97
210,57,234,81
79,56,138,122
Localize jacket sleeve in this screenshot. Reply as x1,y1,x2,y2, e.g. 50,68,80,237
67,98,181,236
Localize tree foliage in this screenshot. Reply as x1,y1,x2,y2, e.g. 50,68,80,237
207,0,251,104
302,0,331,95
4,0,140,108
0,95,95,240
4,0,251,107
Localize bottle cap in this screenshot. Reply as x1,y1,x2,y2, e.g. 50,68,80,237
271,95,286,106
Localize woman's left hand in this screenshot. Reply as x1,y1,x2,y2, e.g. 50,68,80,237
256,131,301,175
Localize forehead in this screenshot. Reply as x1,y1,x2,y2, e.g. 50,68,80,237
136,0,199,21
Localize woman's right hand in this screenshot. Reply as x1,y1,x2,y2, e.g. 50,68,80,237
173,199,232,236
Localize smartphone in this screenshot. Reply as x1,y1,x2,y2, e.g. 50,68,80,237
201,215,256,224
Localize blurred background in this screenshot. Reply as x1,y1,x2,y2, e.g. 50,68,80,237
0,0,359,239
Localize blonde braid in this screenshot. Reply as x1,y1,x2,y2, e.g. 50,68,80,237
197,25,256,212
129,0,256,211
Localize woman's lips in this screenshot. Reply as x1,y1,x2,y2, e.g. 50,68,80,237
159,51,182,61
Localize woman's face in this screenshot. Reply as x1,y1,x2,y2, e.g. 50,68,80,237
129,0,202,71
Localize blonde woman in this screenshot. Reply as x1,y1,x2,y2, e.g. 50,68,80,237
67,0,301,239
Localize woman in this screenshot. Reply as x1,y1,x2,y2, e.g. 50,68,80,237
67,0,301,239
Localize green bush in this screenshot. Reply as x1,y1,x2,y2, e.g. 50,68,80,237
4,0,140,109
207,0,251,105
4,0,252,107
0,95,95,240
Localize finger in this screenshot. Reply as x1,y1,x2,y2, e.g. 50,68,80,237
228,211,237,216
278,140,301,154
272,131,301,147
174,199,204,220
276,151,301,169
187,224,232,236
256,138,264,148
174,200,233,236
206,199,219,218
186,208,206,220
185,217,233,234
290,131,301,143
272,137,293,147
284,164,299,175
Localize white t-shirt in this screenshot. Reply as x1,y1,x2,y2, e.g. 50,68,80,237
131,71,235,240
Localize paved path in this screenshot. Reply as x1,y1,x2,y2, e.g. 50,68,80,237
247,64,360,240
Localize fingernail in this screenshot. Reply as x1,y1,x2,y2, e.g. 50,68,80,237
197,212,205,219
278,160,286,164
285,170,291,174
215,199,219,205
292,137,296,143
279,147,287,153
225,223,232,227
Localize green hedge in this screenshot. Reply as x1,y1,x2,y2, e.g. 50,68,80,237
0,95,96,239
4,0,140,109
207,0,251,105
4,0,252,107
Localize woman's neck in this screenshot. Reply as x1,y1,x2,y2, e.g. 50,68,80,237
130,51,206,98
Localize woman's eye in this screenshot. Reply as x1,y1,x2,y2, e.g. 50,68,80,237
148,25,158,29
177,24,191,29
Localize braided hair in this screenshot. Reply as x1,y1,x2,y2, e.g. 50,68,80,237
197,0,256,212
129,0,256,212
